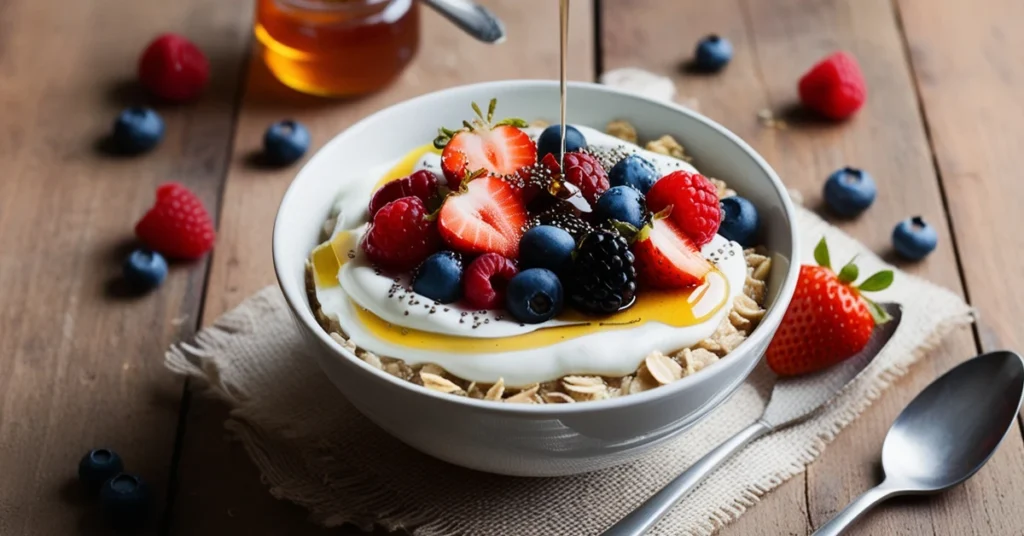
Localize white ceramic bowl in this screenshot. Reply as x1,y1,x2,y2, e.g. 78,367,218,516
273,80,799,477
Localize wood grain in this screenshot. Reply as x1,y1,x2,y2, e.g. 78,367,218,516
167,2,596,533
5,0,1023,534
600,1,808,534
0,0,249,533
895,0,1024,354
602,0,1024,534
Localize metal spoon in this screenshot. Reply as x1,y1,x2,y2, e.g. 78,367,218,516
813,350,1024,535
602,303,904,536
420,0,506,44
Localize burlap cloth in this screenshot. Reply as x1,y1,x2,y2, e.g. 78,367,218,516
166,205,972,535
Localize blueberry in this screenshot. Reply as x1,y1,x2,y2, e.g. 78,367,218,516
824,167,876,217
100,473,150,529
537,124,587,162
78,448,124,491
505,268,564,324
892,216,938,260
263,120,311,166
111,107,164,154
122,249,168,290
595,186,646,229
719,196,760,247
413,251,462,303
694,35,733,72
520,226,576,274
609,154,659,194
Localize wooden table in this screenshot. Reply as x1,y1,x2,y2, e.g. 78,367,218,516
3,0,1023,534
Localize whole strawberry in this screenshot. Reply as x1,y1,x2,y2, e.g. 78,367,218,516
798,51,867,120
766,238,893,376
361,196,440,272
139,34,210,103
135,182,215,260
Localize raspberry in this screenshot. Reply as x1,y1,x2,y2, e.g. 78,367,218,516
511,161,557,204
463,253,518,310
369,170,440,217
646,170,722,247
138,34,210,103
544,152,609,204
134,182,216,260
798,51,866,120
360,196,440,271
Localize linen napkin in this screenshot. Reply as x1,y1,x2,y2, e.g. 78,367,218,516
166,206,972,536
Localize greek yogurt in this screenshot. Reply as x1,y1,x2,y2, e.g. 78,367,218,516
313,126,748,386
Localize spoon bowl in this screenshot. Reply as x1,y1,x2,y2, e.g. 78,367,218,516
882,350,1024,492
814,350,1024,535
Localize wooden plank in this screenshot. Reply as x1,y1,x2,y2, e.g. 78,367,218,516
0,0,249,534
896,0,1024,353
168,2,596,533
603,0,1024,534
733,0,1024,533
892,1,1024,530
600,1,809,534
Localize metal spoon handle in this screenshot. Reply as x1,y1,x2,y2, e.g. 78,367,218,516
812,482,901,536
601,420,772,536
420,0,506,44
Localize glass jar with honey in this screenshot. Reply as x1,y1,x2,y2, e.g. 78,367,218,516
255,0,420,97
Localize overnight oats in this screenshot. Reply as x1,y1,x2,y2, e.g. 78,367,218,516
305,100,772,404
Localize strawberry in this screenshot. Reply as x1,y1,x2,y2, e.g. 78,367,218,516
766,238,893,376
798,51,867,120
368,170,440,217
436,99,537,189
438,176,527,258
360,196,440,271
646,170,721,247
135,182,215,260
138,34,210,103
633,212,713,289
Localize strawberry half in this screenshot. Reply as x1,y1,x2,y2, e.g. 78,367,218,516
436,99,537,190
633,212,713,289
766,238,893,376
438,176,527,258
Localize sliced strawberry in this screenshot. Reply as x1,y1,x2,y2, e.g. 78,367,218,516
438,176,527,258
442,125,536,189
436,99,537,189
633,216,713,289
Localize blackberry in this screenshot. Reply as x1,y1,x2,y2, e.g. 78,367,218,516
569,229,638,315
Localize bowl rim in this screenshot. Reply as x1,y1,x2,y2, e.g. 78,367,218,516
273,79,800,415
